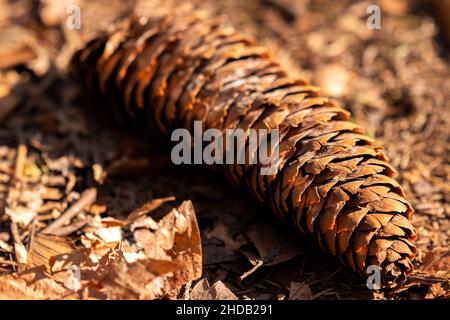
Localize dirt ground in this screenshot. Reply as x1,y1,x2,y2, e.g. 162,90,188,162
0,0,449,299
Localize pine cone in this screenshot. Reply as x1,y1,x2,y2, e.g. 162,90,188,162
71,11,417,288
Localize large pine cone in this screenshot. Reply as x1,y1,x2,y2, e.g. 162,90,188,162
71,11,417,288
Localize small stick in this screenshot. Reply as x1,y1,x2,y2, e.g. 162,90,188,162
27,221,37,251
42,188,97,234
0,259,18,266
52,219,89,236
239,260,263,281
10,222,22,246
14,143,27,180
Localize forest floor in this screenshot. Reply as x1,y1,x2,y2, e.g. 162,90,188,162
0,0,448,299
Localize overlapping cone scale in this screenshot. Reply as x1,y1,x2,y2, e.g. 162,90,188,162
71,11,417,288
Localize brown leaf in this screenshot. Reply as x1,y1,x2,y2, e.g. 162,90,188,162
0,267,73,300
28,233,76,267
189,278,237,300
240,222,303,278
101,259,186,299
421,248,450,273
101,200,202,299
127,196,175,223
289,281,313,300
206,223,246,252
247,223,304,266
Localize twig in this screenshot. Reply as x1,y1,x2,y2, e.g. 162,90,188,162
89,106,106,184
52,219,89,236
239,260,264,281
409,271,450,284
0,258,18,266
28,221,36,251
41,188,97,234
14,143,27,180
10,222,22,246
311,287,334,300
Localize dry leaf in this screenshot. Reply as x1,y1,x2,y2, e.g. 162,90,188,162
240,222,303,278
421,248,450,273
0,267,74,300
102,200,202,299
189,278,237,300
28,233,76,267
101,259,186,299
206,223,246,251
95,226,123,243
5,206,38,227
127,196,175,223
289,282,313,300
14,243,28,265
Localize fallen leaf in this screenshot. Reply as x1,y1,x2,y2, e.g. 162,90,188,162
425,282,450,299
28,233,76,267
127,196,175,223
247,223,304,266
101,259,186,299
0,267,74,300
240,222,303,278
101,200,202,299
421,247,450,273
95,226,123,243
189,278,238,300
289,282,313,300
206,223,246,251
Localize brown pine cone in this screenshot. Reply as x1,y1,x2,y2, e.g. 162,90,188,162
71,10,417,288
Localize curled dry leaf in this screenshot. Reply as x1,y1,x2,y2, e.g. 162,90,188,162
100,200,202,299
188,278,237,300
127,196,175,224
